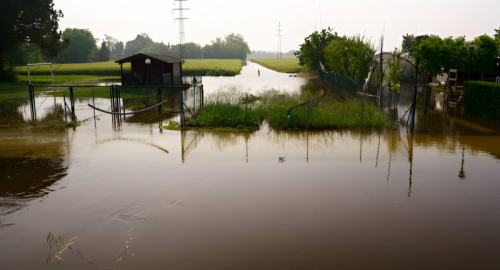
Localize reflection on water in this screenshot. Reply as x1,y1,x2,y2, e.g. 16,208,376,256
1,64,500,269
0,128,69,227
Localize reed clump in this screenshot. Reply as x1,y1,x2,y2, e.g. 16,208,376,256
188,88,388,131
188,88,263,131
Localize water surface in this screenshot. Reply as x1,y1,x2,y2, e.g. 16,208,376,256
1,63,500,270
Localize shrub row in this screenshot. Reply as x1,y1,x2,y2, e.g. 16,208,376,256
463,81,500,122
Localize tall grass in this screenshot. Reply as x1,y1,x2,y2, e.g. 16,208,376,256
189,88,263,130
188,88,388,131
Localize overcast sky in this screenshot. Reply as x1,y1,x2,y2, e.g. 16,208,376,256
54,0,500,52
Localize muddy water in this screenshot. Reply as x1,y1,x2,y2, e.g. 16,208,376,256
202,60,307,94
1,64,500,269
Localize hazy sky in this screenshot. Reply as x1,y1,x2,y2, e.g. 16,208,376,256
54,0,500,52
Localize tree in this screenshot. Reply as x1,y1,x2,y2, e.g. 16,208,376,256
104,35,121,59
98,41,110,62
201,34,250,60
140,42,171,55
472,34,499,74
183,43,202,59
401,34,415,53
295,28,339,71
386,49,404,92
113,42,124,59
4,43,43,66
0,0,69,79
410,34,499,75
123,34,153,57
55,28,98,63
324,34,375,82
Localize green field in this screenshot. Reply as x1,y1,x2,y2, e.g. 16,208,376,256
14,59,243,77
250,58,304,73
183,59,242,76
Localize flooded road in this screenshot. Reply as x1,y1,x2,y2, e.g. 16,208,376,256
1,64,500,269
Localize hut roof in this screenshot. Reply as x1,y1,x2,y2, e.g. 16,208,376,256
115,53,182,64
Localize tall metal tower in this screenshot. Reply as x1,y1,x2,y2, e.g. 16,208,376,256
173,0,189,60
276,21,284,59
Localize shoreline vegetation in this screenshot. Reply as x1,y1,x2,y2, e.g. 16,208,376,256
183,89,388,131
13,59,243,77
249,58,304,74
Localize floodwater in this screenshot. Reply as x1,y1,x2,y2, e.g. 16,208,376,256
1,63,500,270
203,60,307,94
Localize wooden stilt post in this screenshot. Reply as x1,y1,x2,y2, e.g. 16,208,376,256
179,90,184,127
69,86,75,119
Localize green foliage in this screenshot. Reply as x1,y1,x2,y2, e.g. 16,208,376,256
411,35,448,75
295,28,339,71
98,41,110,62
56,28,98,63
201,33,251,60
0,0,69,67
473,35,499,74
409,34,499,75
249,58,303,73
386,49,404,92
401,34,415,53
324,34,375,82
4,43,43,66
463,81,500,122
123,33,154,57
494,27,500,43
104,35,123,60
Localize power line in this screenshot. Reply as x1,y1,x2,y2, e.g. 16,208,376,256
173,0,189,60
276,21,284,59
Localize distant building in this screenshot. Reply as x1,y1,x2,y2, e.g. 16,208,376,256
116,53,183,86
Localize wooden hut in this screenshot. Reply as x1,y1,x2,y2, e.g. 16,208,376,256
116,53,183,86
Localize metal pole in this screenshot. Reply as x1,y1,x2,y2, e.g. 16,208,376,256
179,90,184,127
69,87,75,119
63,93,68,129
92,86,96,117
245,92,248,127
201,85,204,108
410,59,418,132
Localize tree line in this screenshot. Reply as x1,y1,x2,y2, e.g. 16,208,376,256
4,28,251,67
295,27,500,83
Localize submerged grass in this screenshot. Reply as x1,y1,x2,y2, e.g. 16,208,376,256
187,88,389,131
187,89,262,132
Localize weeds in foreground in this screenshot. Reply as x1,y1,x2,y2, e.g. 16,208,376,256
46,230,137,269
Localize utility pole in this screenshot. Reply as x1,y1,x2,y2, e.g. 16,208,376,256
276,21,284,59
378,35,384,109
173,0,189,60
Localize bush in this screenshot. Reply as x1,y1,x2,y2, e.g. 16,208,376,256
463,81,500,121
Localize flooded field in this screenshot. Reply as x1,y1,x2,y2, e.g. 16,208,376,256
1,63,500,269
